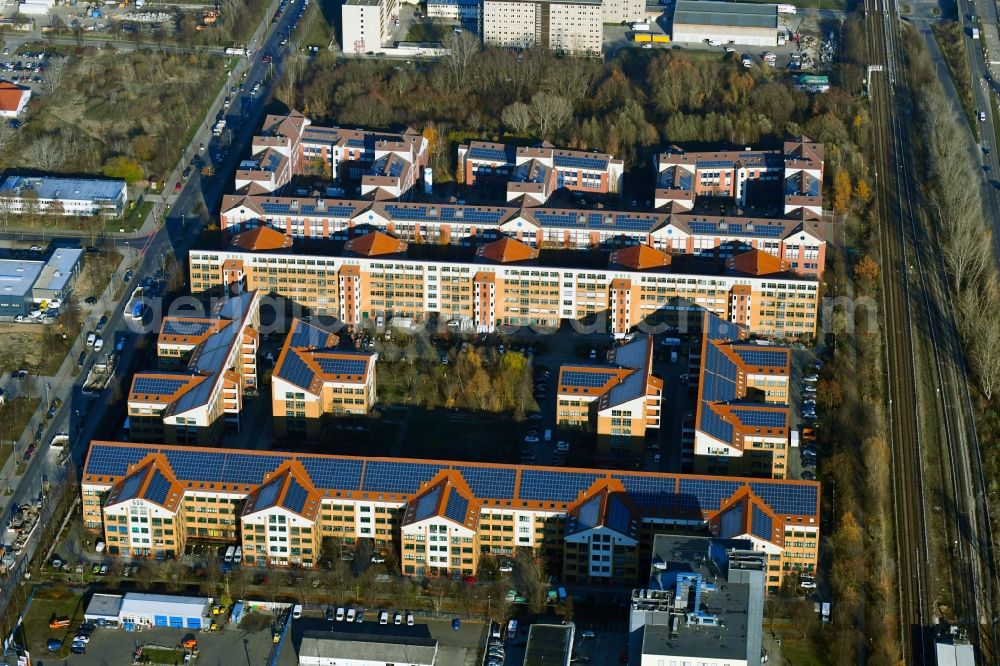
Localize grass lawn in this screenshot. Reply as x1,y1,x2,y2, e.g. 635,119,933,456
113,200,154,233
991,91,1000,154
780,633,829,665
405,21,450,43
143,647,187,663
21,586,86,657
932,21,979,139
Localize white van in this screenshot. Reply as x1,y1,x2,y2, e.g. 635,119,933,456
233,546,242,564
86,332,96,347
292,604,303,619
224,545,235,563
543,429,552,442
336,607,345,621
93,338,104,352
379,610,389,625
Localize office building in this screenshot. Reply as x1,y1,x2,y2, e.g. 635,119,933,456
0,247,83,318
0,175,127,217
127,291,260,446
298,630,438,666
556,336,661,450
671,0,780,47
694,312,791,479
341,0,398,54
235,111,427,197
189,231,820,339
82,441,820,584
629,535,766,663
482,0,603,55
83,593,211,630
427,0,479,20
457,140,624,204
272,318,378,439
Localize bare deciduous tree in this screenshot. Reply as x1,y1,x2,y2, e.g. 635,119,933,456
529,92,571,138
500,102,532,134
24,136,66,172
443,31,480,90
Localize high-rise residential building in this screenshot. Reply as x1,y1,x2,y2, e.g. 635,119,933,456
271,318,378,439
189,232,821,339
82,441,820,587
127,291,260,446
341,0,398,55
481,0,603,55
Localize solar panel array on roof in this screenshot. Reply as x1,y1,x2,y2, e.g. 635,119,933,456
116,473,145,503
706,314,739,342
413,485,443,522
612,474,687,513
605,496,634,536
290,321,334,349
732,348,787,368
678,478,741,512
718,501,744,538
277,351,315,390
132,377,189,397
284,477,310,514
700,407,734,446
222,454,283,485
255,478,281,510
316,358,367,377
689,221,786,238
387,159,404,179
575,496,601,532
299,457,364,490
145,469,173,506
385,205,428,220
164,449,226,483
702,347,737,402
751,504,773,540
439,207,503,224
261,202,357,218
749,482,817,515
451,465,515,500
561,370,616,389
519,470,600,502
163,320,212,338
553,154,608,170
696,159,736,169
467,146,510,162
730,408,786,429
87,445,152,477
364,461,441,494
444,491,470,525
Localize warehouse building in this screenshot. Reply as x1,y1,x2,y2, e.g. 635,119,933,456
298,631,438,666
0,175,127,217
482,0,603,55
671,0,779,47
0,248,83,318
84,593,211,630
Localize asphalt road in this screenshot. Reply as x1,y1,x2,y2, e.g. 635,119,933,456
0,0,302,589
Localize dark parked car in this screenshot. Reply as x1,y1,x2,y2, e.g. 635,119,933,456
24,443,35,460
77,351,86,367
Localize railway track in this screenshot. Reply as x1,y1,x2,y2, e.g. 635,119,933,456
867,0,998,661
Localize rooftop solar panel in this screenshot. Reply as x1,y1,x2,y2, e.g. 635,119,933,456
749,482,817,516
290,321,334,349
561,370,616,389
115,472,145,503
575,496,601,532
164,449,225,483
132,377,189,397
468,146,509,162
299,457,364,490
732,348,788,368
718,501,744,538
86,444,152,477
451,465,516,500
162,320,212,338
730,408,787,429
444,491,470,524
605,496,634,535
284,477,310,514
414,485,443,522
145,469,172,506
678,478,741,512
519,470,600,503
316,357,367,377
222,453,283,485
553,154,608,170
751,503,773,540
255,478,281,510
363,461,441,494
277,351,315,390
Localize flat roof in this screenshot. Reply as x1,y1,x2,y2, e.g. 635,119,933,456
524,624,574,666
640,535,764,661
0,259,42,299
120,593,210,618
674,0,778,29
34,248,83,294
84,593,123,619
0,175,126,202
299,630,437,663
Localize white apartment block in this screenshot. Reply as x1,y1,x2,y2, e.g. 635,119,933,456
482,0,603,54
601,0,643,23
341,0,398,54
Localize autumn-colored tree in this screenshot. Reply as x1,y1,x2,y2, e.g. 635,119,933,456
831,169,852,212
854,254,880,284
854,179,872,204
103,156,143,184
